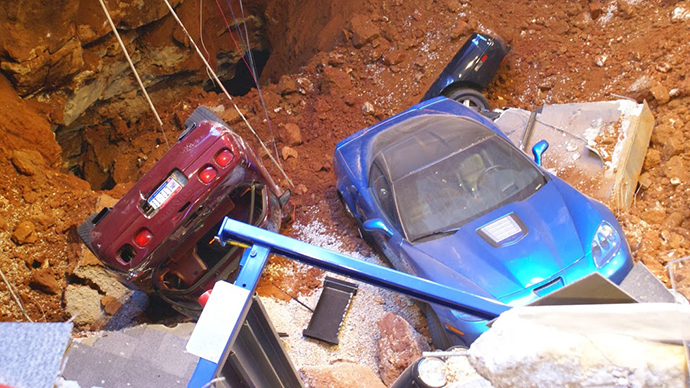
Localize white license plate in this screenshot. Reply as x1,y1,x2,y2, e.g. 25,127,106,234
148,174,184,210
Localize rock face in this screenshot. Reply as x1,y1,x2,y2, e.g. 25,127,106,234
300,362,387,388
376,312,426,386
0,0,272,189
468,309,687,388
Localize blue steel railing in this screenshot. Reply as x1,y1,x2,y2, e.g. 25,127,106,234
187,217,510,387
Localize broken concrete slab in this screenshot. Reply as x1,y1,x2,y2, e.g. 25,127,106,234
494,100,654,210
468,304,688,388
65,284,103,326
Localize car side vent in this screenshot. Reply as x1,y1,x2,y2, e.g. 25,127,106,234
476,213,527,247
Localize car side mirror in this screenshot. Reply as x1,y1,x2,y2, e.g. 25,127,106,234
532,140,549,166
362,219,394,238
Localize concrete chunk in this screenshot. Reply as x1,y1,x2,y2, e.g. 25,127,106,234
468,305,688,388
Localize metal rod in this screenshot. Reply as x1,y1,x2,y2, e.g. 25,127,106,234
98,0,170,149
161,0,294,188
217,217,510,320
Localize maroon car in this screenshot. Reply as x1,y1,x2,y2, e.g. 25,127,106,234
78,106,290,316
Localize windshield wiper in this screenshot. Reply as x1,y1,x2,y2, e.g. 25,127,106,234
412,228,459,243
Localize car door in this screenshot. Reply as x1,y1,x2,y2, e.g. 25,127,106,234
365,162,407,270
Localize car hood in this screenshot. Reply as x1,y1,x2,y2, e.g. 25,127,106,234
406,181,587,300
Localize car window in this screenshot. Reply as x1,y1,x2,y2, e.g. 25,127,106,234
394,136,546,242
370,163,401,232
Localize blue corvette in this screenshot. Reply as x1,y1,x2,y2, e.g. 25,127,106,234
333,97,634,348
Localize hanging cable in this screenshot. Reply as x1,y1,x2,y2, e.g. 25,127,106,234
237,0,256,74
198,0,216,87
236,0,282,167
161,0,293,187
215,0,282,169
98,0,170,149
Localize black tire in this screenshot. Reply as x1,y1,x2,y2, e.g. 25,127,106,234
179,106,229,142
443,87,490,111
77,213,98,252
337,191,356,220
422,303,453,350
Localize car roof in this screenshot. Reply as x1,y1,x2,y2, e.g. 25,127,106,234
372,114,495,182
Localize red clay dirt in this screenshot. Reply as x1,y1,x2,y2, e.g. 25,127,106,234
1,0,690,325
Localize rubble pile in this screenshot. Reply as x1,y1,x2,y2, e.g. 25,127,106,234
0,0,690,386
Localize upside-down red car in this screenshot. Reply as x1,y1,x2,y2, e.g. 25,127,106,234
78,106,291,316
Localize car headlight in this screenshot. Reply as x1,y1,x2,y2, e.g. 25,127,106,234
591,221,620,268
416,357,447,387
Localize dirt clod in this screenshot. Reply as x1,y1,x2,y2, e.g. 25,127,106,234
29,268,60,295
11,221,38,245
101,295,122,316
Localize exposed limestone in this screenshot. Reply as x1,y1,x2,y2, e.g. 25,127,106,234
65,285,103,326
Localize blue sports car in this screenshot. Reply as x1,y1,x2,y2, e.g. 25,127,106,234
333,97,634,348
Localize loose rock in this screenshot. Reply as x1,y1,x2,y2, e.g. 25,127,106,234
280,123,303,146
11,220,37,245
301,362,387,388
469,308,686,388
321,67,353,95
282,146,298,160
627,76,653,102
29,268,60,295
382,49,406,66
11,149,45,176
362,102,376,115
650,84,670,105
101,295,122,315
589,2,603,19
376,312,426,385
350,14,381,48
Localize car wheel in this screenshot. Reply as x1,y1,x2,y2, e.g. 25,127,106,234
422,303,453,350
338,191,356,220
443,87,490,111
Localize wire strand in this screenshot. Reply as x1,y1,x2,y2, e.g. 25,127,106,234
0,268,33,322
198,0,216,87
98,0,170,149
162,0,293,187
214,0,282,169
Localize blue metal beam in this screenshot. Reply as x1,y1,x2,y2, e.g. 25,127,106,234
187,244,271,388
218,217,509,320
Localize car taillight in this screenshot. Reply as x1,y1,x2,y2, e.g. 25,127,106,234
199,166,217,183
134,228,153,247
215,148,233,167
198,290,212,307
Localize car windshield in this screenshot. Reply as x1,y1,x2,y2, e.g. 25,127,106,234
393,134,546,242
